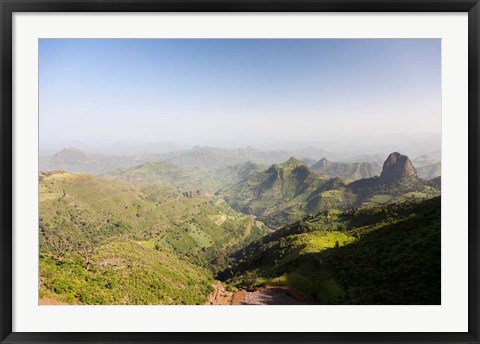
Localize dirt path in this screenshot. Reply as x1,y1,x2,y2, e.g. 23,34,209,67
39,297,68,305
207,282,233,305
239,286,306,305
207,284,307,305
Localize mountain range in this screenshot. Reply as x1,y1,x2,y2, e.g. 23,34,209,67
38,148,441,305
310,157,381,182
40,147,153,175
103,161,221,193
41,146,441,181
219,152,440,228
219,157,348,228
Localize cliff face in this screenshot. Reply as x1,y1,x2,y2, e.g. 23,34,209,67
379,152,417,184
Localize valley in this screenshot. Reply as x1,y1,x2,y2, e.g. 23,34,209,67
37,38,443,307
39,147,441,305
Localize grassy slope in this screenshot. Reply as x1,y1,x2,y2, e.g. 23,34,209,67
223,197,440,305
104,161,221,193
349,175,440,206
40,241,213,305
209,161,266,190
39,171,268,304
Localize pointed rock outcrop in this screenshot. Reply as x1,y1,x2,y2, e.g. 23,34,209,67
379,152,417,184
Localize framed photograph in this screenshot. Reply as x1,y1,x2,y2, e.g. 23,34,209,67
1,0,479,343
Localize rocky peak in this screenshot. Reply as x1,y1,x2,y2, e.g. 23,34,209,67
267,157,307,177
281,157,306,168
54,147,87,160
312,157,329,169
379,152,417,183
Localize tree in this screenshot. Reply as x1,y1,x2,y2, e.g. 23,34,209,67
74,239,97,270
40,224,74,260
242,270,258,290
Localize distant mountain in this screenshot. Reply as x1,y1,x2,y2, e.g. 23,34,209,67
414,151,441,165
105,141,182,155
220,157,352,228
348,152,440,205
153,146,331,170
103,161,221,193
221,153,441,228
341,153,386,164
350,152,417,188
412,154,441,179
379,151,417,183
301,158,317,166
413,154,439,167
40,145,333,175
291,146,330,161
310,158,381,182
40,147,152,175
154,146,251,169
416,162,441,180
54,147,87,160
40,146,269,175
208,161,266,189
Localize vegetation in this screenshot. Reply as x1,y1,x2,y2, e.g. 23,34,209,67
39,150,441,305
220,158,352,228
104,161,221,193
40,241,213,305
210,161,265,189
220,156,440,228
220,197,440,304
310,158,381,182
39,171,268,304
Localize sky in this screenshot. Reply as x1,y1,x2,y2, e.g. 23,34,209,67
39,39,441,155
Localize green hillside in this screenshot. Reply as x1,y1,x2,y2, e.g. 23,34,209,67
220,158,352,228
104,160,221,193
219,154,440,229
38,151,441,306
348,175,440,207
40,240,213,305
39,171,268,304
209,161,265,189
221,197,440,305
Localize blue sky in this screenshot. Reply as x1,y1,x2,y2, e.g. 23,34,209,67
39,39,441,153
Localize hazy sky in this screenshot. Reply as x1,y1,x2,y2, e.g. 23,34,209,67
39,39,441,153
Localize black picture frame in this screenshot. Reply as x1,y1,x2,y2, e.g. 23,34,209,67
1,1,479,343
